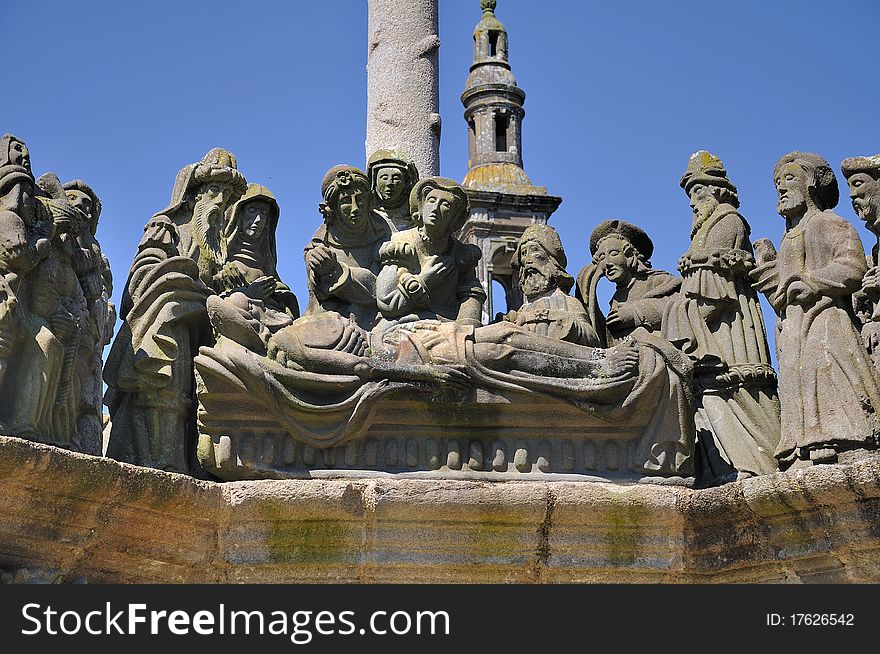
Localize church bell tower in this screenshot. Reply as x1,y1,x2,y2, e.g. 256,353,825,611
458,0,562,322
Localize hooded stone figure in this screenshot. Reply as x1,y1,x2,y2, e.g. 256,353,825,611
576,219,680,346
105,147,247,474
203,183,300,355
663,151,780,486
367,148,420,232
504,224,598,345
752,151,880,468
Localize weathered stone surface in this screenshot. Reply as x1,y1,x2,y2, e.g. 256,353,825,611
366,0,440,177
2,435,880,583
664,151,781,486
752,152,880,470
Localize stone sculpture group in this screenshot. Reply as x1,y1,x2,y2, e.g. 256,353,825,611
2,133,880,487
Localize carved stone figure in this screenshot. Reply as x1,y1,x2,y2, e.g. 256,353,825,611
664,151,780,485
1,169,91,449
205,183,299,355
63,179,115,454
375,177,485,326
104,148,246,473
367,148,420,232
576,219,680,346
752,152,880,468
841,155,880,371
503,224,598,345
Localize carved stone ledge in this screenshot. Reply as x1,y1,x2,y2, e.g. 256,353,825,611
1,435,879,583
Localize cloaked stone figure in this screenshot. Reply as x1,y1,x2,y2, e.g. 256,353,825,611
63,179,115,453
105,148,246,473
375,177,485,326
752,152,880,468
205,183,299,355
503,224,598,345
841,155,880,371
576,219,680,346
367,148,420,232
664,151,780,485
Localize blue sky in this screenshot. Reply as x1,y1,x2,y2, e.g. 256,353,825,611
4,0,879,348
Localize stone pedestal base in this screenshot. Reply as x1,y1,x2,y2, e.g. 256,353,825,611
1,435,879,583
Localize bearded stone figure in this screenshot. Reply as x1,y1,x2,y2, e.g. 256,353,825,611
576,220,680,346
841,155,880,372
752,152,880,469
104,148,246,473
663,151,781,486
367,148,420,232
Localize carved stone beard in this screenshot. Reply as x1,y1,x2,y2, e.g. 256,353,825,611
193,197,224,273
520,259,557,301
691,193,719,236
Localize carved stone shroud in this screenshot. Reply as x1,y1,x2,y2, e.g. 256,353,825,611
197,382,677,482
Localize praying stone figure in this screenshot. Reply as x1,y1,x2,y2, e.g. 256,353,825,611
664,151,780,485
63,179,115,454
751,151,880,468
576,219,680,346
367,148,420,232
503,224,598,346
375,177,485,326
840,154,880,371
104,148,247,473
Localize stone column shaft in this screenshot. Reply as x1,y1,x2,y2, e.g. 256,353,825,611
366,0,441,177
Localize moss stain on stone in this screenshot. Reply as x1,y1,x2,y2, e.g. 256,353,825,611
605,499,647,567
259,501,352,565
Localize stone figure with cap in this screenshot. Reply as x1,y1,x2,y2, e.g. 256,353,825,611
367,148,420,232
664,150,780,486
752,151,880,469
576,219,680,346
841,154,880,371
104,147,247,473
503,224,598,345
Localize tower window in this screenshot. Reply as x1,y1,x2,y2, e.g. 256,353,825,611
488,30,499,57
495,114,508,152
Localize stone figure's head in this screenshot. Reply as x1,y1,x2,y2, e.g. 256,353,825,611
512,224,574,300
589,219,654,288
841,155,880,234
0,133,31,172
225,183,280,272
680,151,740,224
319,165,371,231
410,177,469,239
773,151,839,221
63,179,102,236
367,148,419,209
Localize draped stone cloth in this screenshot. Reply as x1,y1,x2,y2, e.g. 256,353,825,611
752,210,880,463
663,204,780,481
195,320,696,477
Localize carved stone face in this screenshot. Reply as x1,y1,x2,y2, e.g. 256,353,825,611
8,139,30,170
196,182,232,220
775,163,809,220
375,166,406,206
595,235,636,286
335,186,368,230
688,183,718,223
518,239,555,299
420,188,458,237
66,190,93,224
847,172,880,232
242,199,271,239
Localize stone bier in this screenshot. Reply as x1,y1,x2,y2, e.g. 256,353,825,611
0,135,109,455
